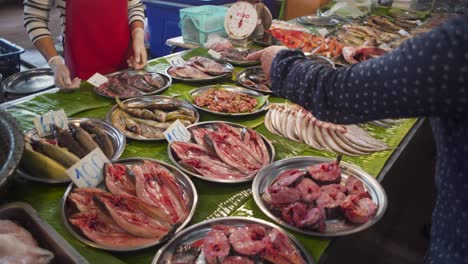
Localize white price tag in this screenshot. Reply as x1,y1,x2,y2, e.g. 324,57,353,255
87,73,109,87
398,29,410,37
167,56,187,67
66,148,109,188
33,110,69,137
163,119,191,143
208,49,222,60
415,20,423,26
317,28,329,37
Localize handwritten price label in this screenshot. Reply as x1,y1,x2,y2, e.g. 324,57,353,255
87,73,109,87
163,119,191,143
66,148,109,188
208,49,222,60
167,56,187,67
33,110,69,137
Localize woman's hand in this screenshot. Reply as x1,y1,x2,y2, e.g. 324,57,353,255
48,56,81,90
245,46,286,80
128,28,147,70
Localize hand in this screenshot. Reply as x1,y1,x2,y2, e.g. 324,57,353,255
48,56,81,90
245,46,286,80
128,28,147,70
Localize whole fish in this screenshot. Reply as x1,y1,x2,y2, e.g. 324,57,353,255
32,138,80,167
168,65,211,79
117,97,159,120
104,163,136,196
51,125,88,158
80,122,114,158
21,142,69,180
71,124,100,153
143,73,166,88
187,56,229,75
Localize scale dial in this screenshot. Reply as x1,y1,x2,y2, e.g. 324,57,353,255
225,1,259,40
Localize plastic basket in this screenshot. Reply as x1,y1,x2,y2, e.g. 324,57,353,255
179,5,228,45
0,38,25,79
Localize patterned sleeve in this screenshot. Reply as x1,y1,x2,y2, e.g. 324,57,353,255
128,0,146,25
270,15,468,125
23,0,54,44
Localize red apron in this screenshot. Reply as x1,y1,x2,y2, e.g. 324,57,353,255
65,0,130,79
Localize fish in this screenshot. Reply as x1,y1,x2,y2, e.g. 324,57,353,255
117,97,164,121
169,244,201,264
80,122,114,158
68,188,106,212
51,125,88,158
203,229,230,264
104,163,136,196
117,73,155,93
21,142,69,180
144,73,166,88
71,124,100,153
130,117,172,130
94,192,171,239
98,78,144,97
228,225,267,255
166,108,196,122
168,65,211,79
342,46,387,64
125,101,179,111
264,228,306,264
187,56,230,75
32,138,80,167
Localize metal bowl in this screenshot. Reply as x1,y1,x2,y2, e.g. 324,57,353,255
152,216,315,264
189,85,269,116
166,61,233,83
0,111,24,194
236,66,273,95
61,158,198,251
94,70,172,99
2,68,55,95
16,118,125,184
168,121,275,184
106,95,200,141
252,156,387,237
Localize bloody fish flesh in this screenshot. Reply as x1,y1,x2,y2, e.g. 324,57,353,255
104,163,136,196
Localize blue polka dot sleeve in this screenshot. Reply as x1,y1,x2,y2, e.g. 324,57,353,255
270,15,468,125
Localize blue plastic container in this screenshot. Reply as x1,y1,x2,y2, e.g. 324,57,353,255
143,0,235,58
0,38,25,79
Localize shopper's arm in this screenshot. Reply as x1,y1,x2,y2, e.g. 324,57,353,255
270,15,468,124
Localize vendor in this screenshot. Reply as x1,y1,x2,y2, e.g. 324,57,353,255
23,0,147,90
247,14,468,263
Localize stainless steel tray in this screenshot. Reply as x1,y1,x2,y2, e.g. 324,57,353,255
61,158,198,251
168,121,275,184
16,118,126,184
0,202,88,263
166,61,233,83
252,156,387,237
236,66,273,95
2,68,54,94
106,95,200,141
152,216,315,264
189,85,269,116
94,70,172,99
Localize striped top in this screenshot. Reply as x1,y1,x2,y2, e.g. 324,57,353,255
24,0,145,44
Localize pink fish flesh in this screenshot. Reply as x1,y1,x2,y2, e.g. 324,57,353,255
68,188,106,212
203,229,230,264
105,163,136,196
267,185,301,207
341,192,377,224
190,127,211,148
307,161,342,185
228,225,267,256
342,46,387,64
273,169,306,187
187,56,229,75
244,128,270,165
222,256,254,264
168,65,211,79
297,178,321,203
264,228,306,264
345,176,366,195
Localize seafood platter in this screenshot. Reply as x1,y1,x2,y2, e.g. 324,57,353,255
189,85,269,116
166,56,234,83
17,118,125,184
61,158,198,251
210,47,260,66
152,216,315,264
236,66,272,94
94,70,171,99
106,96,199,141
168,121,275,183
253,156,387,237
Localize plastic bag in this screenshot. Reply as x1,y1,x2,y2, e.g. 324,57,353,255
322,0,373,18
203,34,233,52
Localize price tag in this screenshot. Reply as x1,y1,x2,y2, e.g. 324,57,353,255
33,110,69,137
163,119,191,143
317,28,329,37
87,73,109,87
66,148,110,188
398,29,410,37
208,49,222,60
415,20,423,26
167,56,187,67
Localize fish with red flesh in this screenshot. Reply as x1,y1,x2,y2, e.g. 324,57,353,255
68,188,106,212
342,46,387,64
316,187,346,218
267,185,301,207
203,229,230,264
168,65,211,79
187,56,229,75
243,128,271,165
272,169,306,188
222,256,254,264
264,228,306,264
296,178,322,203
105,163,136,196
228,225,267,256
345,176,366,195
307,160,342,185
282,202,326,231
341,192,377,224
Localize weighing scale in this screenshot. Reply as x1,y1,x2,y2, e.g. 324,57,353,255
224,1,273,47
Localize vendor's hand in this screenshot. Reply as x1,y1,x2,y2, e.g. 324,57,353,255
128,28,147,70
245,46,286,80
48,56,81,90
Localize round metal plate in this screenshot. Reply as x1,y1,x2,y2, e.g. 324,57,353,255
252,156,387,237
16,118,125,184
166,61,233,83
152,216,315,264
61,158,198,251
189,85,269,116
236,66,272,94
2,68,54,94
168,121,275,184
93,70,172,99
297,15,340,26
106,95,200,141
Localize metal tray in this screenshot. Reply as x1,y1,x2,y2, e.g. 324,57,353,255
93,70,172,99
106,95,200,141
210,48,260,66
165,61,233,83
297,15,341,27
168,121,275,184
2,68,54,94
236,66,273,95
61,158,198,251
152,216,315,264
189,85,269,116
16,118,126,184
0,202,88,263
252,156,387,237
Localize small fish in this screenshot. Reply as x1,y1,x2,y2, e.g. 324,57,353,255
21,142,69,180
51,124,88,158
71,124,100,153
104,163,136,196
32,138,80,167
80,122,114,158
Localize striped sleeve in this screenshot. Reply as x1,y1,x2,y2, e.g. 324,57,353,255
23,0,53,43
128,0,145,25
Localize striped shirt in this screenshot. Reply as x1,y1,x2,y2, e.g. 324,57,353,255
23,0,145,44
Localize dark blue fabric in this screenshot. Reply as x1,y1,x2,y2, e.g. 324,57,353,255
270,15,468,264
